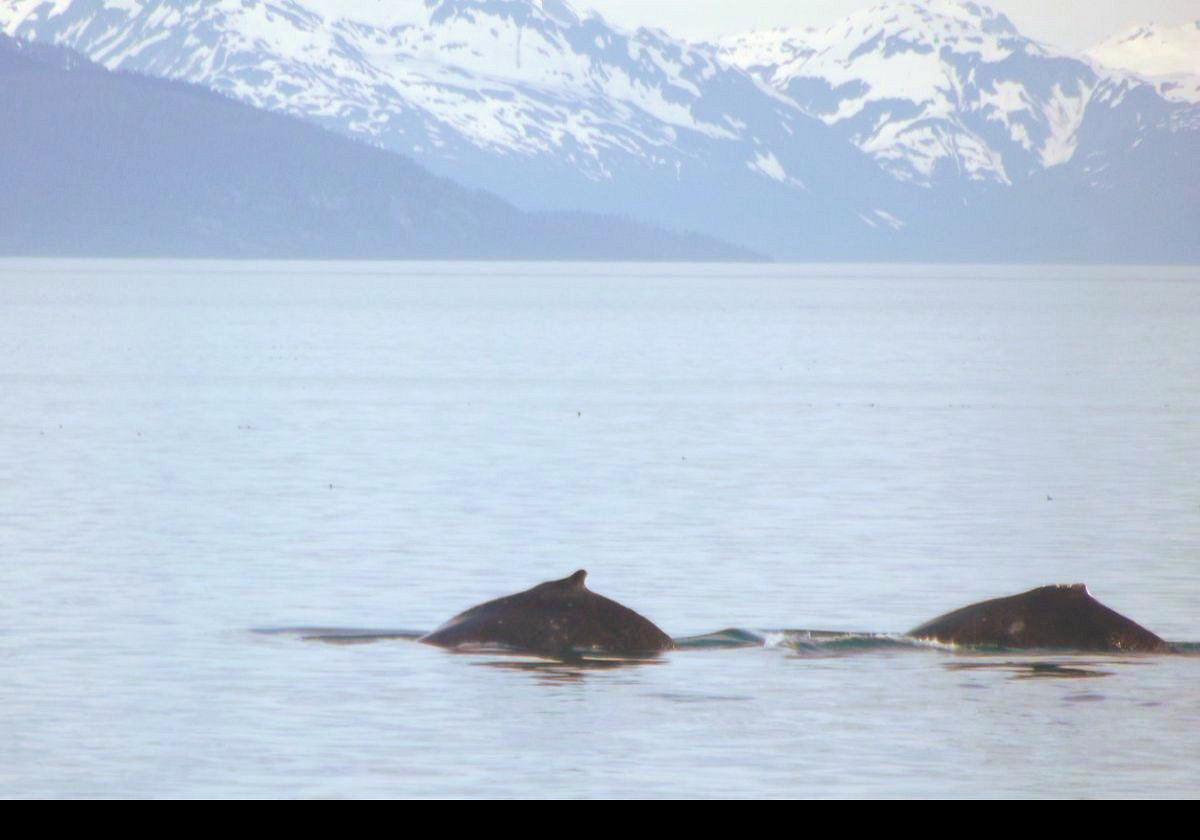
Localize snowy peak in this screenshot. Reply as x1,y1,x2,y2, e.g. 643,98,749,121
3,0,888,258
878,0,1018,37
717,27,819,75
1,0,750,150
1085,20,1200,104
1087,19,1200,77
0,0,758,169
719,1,1025,73
760,0,1040,97
808,0,1022,54
715,1,1190,186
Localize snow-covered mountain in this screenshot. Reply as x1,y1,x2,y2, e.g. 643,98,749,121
3,0,745,176
716,1,1199,188
3,0,1197,260
1,0,724,168
1087,19,1200,78
1,31,754,259
1,0,904,258
1086,20,1200,104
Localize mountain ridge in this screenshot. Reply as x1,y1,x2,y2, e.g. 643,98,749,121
3,0,1197,261
0,31,759,260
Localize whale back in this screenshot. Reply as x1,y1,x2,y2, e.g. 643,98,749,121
420,570,674,656
908,584,1170,652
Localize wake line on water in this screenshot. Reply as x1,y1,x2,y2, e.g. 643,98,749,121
676,628,915,653
253,626,1200,656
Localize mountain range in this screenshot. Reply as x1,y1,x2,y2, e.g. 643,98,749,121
3,0,1197,261
0,31,752,259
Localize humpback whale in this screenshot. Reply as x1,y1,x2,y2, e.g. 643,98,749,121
419,570,674,656
908,584,1171,652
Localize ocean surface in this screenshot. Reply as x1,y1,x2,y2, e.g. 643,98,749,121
1,259,1198,799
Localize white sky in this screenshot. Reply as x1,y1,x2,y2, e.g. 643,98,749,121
577,0,1200,51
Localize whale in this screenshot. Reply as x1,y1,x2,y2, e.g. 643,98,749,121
907,584,1171,652
419,570,674,657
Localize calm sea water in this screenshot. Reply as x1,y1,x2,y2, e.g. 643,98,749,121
1,259,1198,798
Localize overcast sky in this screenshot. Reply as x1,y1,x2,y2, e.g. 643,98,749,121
577,1,1200,51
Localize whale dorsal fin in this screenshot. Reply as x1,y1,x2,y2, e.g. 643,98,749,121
529,570,589,596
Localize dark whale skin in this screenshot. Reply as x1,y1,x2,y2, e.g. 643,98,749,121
908,584,1171,652
420,570,674,656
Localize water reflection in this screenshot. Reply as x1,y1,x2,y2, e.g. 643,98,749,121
253,627,425,644
944,660,1119,679
468,653,668,683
